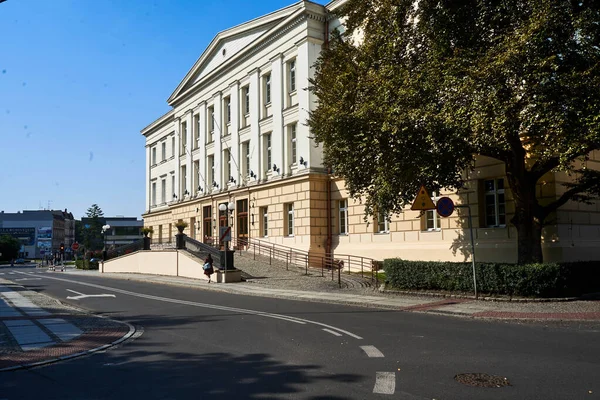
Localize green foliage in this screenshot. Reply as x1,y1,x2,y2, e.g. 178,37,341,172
75,259,99,270
384,259,600,298
82,204,105,251
0,235,21,261
86,204,104,218
310,0,600,263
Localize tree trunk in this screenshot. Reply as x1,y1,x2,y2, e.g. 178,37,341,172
511,186,544,264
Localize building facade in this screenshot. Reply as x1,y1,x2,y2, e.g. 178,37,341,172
80,217,143,249
141,0,600,264
0,209,75,259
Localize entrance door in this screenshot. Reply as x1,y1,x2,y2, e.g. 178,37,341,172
236,199,248,250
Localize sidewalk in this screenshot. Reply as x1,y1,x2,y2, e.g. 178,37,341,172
0,278,134,372
78,251,600,323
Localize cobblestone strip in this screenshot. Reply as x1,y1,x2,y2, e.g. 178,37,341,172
0,278,135,371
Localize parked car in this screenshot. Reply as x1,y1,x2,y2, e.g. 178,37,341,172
89,258,102,263
14,258,26,264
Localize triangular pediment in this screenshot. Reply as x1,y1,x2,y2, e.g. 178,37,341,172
168,2,307,104
188,24,275,88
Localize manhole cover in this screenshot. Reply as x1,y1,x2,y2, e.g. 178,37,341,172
454,373,511,388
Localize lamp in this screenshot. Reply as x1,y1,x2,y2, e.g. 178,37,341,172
272,164,280,174
173,193,178,200
213,181,219,189
198,186,203,193
101,224,111,261
184,189,190,196
299,157,308,167
249,170,256,179
229,176,236,184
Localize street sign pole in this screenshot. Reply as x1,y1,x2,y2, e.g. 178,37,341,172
456,205,477,299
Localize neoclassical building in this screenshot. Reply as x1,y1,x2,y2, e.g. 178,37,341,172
142,0,600,264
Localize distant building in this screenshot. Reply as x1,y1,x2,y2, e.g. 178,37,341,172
0,209,75,259
80,217,143,248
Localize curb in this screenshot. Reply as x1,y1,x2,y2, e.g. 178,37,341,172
378,285,583,303
0,319,137,372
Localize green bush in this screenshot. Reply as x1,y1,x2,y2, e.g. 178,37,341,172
75,259,99,270
383,259,600,298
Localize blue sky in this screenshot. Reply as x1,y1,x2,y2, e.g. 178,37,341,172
0,0,326,220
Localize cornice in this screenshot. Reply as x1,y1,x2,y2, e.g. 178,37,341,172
141,109,175,137
169,7,326,109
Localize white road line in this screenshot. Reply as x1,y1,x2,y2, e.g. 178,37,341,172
66,289,85,296
16,272,362,339
373,372,395,395
360,345,384,358
322,328,342,337
14,278,42,281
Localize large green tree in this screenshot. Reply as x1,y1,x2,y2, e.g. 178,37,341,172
309,0,600,263
82,204,105,250
0,235,21,261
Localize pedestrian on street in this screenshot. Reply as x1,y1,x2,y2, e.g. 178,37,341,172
203,254,214,283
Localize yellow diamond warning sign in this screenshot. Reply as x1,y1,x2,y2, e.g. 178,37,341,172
410,185,436,211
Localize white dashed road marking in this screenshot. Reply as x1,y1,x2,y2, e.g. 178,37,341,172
361,345,384,358
373,372,396,394
322,328,342,337
65,289,116,300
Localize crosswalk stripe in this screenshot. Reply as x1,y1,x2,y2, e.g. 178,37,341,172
361,345,384,358
373,372,395,394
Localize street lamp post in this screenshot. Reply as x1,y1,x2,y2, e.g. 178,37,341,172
101,224,111,261
218,201,235,279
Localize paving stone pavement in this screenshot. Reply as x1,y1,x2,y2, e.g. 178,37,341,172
0,278,133,371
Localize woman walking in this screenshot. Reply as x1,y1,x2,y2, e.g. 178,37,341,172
203,254,214,283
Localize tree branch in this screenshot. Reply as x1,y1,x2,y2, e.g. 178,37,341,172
530,144,599,181
542,180,598,216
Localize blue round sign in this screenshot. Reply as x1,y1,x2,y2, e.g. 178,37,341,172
436,197,455,217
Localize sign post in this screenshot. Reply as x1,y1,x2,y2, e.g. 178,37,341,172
219,226,232,279
456,205,477,299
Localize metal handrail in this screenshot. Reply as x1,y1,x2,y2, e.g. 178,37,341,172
105,240,144,261
231,236,380,287
183,236,222,268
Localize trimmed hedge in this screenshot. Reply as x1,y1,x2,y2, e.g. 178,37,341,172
383,259,600,298
75,259,99,270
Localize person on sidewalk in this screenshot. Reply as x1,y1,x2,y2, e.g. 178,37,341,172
203,254,214,283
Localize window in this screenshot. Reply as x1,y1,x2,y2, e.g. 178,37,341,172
171,174,175,199
171,136,175,157
225,97,231,124
161,142,166,161
152,147,157,165
261,207,268,237
484,179,506,227
161,179,166,204
181,165,187,195
289,59,296,92
286,203,294,236
265,73,271,105
208,155,214,186
244,86,250,115
151,182,157,206
208,106,214,142
181,122,187,154
339,199,348,235
193,114,200,148
376,210,389,233
224,149,231,183
290,123,297,164
425,210,441,231
265,133,272,176
243,141,250,177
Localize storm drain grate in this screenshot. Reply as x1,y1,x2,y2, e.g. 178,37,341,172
454,373,511,388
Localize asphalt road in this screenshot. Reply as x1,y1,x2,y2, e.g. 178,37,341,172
1,266,599,400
